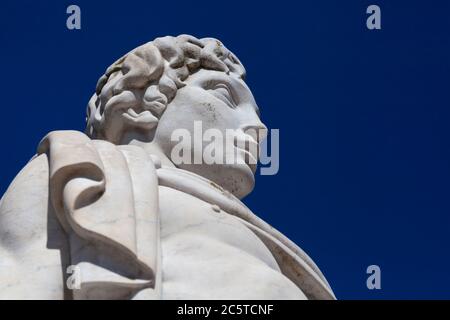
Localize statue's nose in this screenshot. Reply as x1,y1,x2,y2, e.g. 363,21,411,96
238,101,267,143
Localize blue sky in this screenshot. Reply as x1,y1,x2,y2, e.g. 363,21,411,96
1,0,450,299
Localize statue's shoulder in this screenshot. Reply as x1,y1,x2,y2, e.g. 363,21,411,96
37,129,109,155
37,130,149,165
0,132,76,298
1,148,50,208
0,137,51,253
1,130,99,212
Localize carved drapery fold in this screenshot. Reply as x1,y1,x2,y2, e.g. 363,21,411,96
38,131,160,299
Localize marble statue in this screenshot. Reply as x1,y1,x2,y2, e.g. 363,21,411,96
0,35,335,300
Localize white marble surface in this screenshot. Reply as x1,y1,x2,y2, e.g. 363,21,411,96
0,35,335,300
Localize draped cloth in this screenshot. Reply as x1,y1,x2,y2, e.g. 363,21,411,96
38,131,160,299
157,168,336,300
38,130,335,300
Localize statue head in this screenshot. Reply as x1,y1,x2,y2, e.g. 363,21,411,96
86,35,267,198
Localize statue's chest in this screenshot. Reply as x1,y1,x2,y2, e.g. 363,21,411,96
158,186,307,299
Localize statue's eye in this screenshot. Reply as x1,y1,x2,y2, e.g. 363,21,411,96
209,83,236,108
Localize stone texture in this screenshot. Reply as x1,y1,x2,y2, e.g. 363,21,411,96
0,35,335,300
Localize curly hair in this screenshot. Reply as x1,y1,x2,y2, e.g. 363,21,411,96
85,35,246,143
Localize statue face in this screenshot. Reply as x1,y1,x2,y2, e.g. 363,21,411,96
152,69,267,198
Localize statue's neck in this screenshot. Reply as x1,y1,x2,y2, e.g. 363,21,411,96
127,140,176,169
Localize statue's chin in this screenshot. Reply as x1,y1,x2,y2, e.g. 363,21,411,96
216,163,256,199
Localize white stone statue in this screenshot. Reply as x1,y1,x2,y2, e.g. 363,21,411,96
0,35,335,300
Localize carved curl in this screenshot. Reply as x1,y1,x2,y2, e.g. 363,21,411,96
86,35,246,143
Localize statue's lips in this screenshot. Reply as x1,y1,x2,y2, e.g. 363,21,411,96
234,136,258,173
